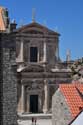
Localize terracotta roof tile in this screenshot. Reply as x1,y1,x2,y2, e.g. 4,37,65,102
0,7,6,31
60,83,83,118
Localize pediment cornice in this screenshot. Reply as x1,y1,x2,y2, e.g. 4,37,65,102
16,22,60,36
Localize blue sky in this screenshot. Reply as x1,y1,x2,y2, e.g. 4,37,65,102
0,0,83,61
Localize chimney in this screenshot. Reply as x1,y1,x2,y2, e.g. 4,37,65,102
10,19,17,32
3,8,10,28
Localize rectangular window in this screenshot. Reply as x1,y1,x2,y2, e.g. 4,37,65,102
30,47,38,62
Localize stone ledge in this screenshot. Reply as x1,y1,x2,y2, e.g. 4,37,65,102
18,113,52,120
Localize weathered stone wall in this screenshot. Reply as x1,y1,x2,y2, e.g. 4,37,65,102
0,33,3,125
1,33,17,125
52,89,72,125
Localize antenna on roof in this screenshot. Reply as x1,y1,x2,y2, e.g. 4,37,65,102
32,8,36,22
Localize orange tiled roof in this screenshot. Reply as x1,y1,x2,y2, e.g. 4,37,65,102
60,83,83,118
0,7,6,31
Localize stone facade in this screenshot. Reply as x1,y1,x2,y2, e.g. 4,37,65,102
52,89,72,125
0,33,17,125
16,22,72,114
0,33,3,125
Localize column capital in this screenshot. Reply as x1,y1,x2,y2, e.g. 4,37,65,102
44,79,48,85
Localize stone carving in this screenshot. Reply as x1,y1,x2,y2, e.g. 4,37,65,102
26,83,43,91
23,64,44,72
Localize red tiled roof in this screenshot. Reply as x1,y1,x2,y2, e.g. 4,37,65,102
60,83,83,118
0,7,6,31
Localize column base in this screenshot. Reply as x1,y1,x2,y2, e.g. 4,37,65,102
43,109,48,114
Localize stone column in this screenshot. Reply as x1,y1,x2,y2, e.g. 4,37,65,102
20,39,24,62
38,94,42,113
17,38,24,72
43,79,49,113
26,94,29,113
21,84,25,113
38,48,40,62
43,41,47,62
18,38,24,62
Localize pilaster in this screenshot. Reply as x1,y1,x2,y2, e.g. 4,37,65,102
43,79,49,113
21,84,25,113
43,41,47,62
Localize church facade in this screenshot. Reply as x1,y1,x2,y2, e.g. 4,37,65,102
16,21,72,114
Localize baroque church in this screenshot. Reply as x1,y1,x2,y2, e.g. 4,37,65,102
16,16,72,114
0,6,72,116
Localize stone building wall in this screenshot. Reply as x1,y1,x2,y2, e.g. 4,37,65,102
0,33,17,125
52,89,72,125
0,33,3,125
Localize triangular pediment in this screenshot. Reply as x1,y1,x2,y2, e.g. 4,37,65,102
17,22,60,35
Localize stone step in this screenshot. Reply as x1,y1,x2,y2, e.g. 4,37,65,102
18,119,52,125
18,113,52,120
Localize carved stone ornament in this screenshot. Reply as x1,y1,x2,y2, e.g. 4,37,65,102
27,83,43,91
23,64,44,72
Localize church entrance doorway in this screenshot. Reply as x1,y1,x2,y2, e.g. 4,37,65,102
30,95,38,113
